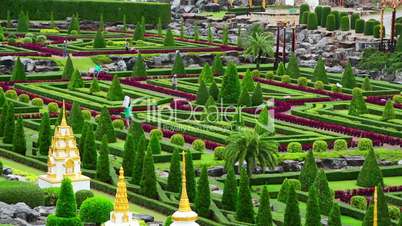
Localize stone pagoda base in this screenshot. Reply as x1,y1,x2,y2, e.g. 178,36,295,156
38,175,90,192
104,211,140,226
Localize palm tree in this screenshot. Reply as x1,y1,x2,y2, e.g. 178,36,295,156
224,128,278,176
244,32,274,70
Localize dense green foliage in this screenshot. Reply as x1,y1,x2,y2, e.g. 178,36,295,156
95,107,116,143
299,150,317,191
321,6,331,27
13,118,26,155
82,124,97,170
220,62,241,104
68,70,84,90
93,30,106,48
278,178,301,202
75,190,94,208
107,76,124,101
383,100,395,121
283,184,301,226
140,145,158,199
307,12,318,30
167,148,181,192
256,186,273,226
3,102,15,144
212,55,224,76
251,82,263,106
286,54,300,78
131,134,146,185
185,150,196,202
349,88,368,116
62,56,74,80
132,54,147,77
305,185,321,226
164,29,176,46
172,52,185,75
357,147,383,187
236,168,254,223
341,63,356,89
314,169,333,215
96,136,112,183
122,133,136,177
299,4,310,24
326,14,336,31
69,101,84,134
196,80,209,105
195,165,211,217
340,16,350,31
11,57,26,81
79,197,113,225
355,19,365,33
0,181,44,208
328,202,342,226
221,167,237,211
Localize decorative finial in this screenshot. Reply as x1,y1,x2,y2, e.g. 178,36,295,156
178,150,192,212
114,167,129,213
60,100,67,126
373,186,378,226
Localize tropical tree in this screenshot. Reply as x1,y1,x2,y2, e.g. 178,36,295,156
224,128,278,176
244,32,274,70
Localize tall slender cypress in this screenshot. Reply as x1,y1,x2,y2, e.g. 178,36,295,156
305,185,321,226
82,124,97,170
314,169,333,215
256,186,273,226
221,167,237,211
38,112,52,156
328,202,342,226
13,118,26,155
68,101,84,134
95,107,116,142
0,101,9,137
140,145,158,199
195,165,211,217
3,102,15,144
283,184,301,226
96,135,112,183
131,134,146,185
122,133,136,177
185,150,196,202
299,150,318,191
236,168,254,223
167,148,181,192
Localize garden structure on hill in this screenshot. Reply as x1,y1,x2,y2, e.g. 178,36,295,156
0,1,401,226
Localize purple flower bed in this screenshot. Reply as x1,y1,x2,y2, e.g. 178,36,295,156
366,96,402,109
335,186,402,206
11,43,64,56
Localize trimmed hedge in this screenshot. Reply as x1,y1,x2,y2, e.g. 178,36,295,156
0,0,171,25
0,180,45,208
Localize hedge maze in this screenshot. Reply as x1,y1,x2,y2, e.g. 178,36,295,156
0,6,402,226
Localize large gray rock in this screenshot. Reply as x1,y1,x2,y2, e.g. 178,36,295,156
207,166,225,177
281,160,302,172
321,158,347,169
344,156,364,166
0,202,41,224
133,214,154,223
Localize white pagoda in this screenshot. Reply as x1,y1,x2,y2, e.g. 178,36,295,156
105,167,140,226
38,103,90,192
171,151,199,226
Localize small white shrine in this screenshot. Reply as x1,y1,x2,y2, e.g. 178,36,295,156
38,104,90,192
105,167,139,226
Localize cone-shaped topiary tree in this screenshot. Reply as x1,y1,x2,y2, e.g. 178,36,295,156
362,202,374,226
251,83,264,106
89,77,100,93
307,12,318,30
221,167,237,211
164,28,176,46
305,185,321,226
96,135,112,183
361,76,372,91
242,70,255,92
209,80,219,101
38,112,51,156
3,102,15,144
68,101,84,134
47,178,81,226
220,62,241,104
98,14,104,31
11,57,26,81
68,14,80,34
129,120,145,139
132,54,147,77
313,58,328,83
362,184,391,226
383,100,395,121
283,184,301,226
256,186,273,226
13,118,26,155
223,24,229,45
299,150,318,191
276,62,286,75
167,148,181,192
157,17,163,36
207,23,213,43
185,150,196,202
196,80,209,105
313,169,333,215
357,147,383,187
93,29,106,48
321,6,331,27
83,124,97,170
341,63,356,89
95,107,116,143
236,168,254,223
212,55,224,76
286,54,300,78
326,14,336,31
107,76,124,101
328,202,342,226
172,52,185,75
122,133,136,177
195,165,211,217
340,16,350,31
131,134,146,185
299,4,310,24
238,87,251,107
0,101,9,137
199,64,214,84
193,25,200,41
349,87,368,116
62,55,74,80
148,132,161,154
17,11,29,32
68,69,83,90
133,21,144,41
140,145,158,199
255,106,274,135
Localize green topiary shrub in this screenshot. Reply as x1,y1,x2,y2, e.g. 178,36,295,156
351,13,360,30
313,140,327,152
192,139,205,152
326,14,336,31
355,19,365,33
214,146,226,160
357,148,383,187
164,216,173,226
75,190,94,208
170,134,185,146
364,19,378,36
315,6,322,26
276,62,286,75
350,196,367,210
18,94,30,103
0,181,44,207
299,3,310,24
340,16,350,31
302,11,309,25
396,23,402,36
373,24,385,38
332,11,340,29
331,84,342,92
265,71,274,80
112,119,125,130
358,138,373,151
321,6,331,27
163,28,176,46
43,187,60,206
32,98,44,107
388,205,400,221
393,95,402,104
281,75,290,83
287,142,302,153
81,110,92,121
5,89,17,100
79,197,113,224
47,102,59,113
277,178,301,203
314,81,324,90
334,139,348,151
150,129,163,140
297,77,308,86
307,12,318,30
252,70,260,77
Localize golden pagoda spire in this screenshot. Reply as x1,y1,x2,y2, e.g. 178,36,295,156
178,150,192,212
114,167,129,212
60,100,67,126
373,186,378,226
